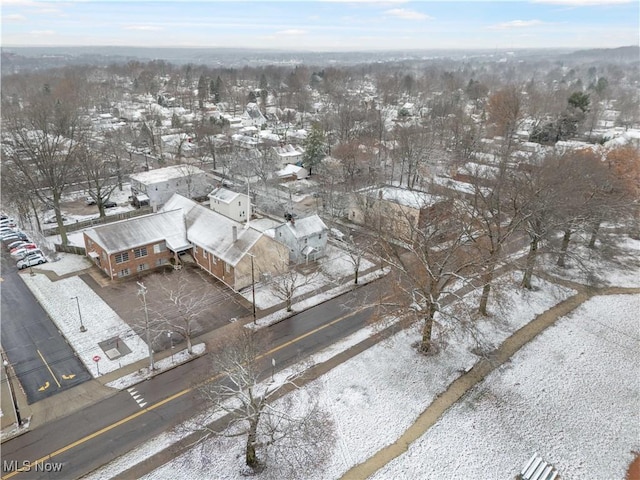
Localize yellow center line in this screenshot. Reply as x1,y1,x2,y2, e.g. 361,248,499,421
2,306,371,479
36,349,61,388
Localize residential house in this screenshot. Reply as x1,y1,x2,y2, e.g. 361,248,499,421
271,144,305,169
276,164,309,181
349,185,446,240
208,187,251,223
242,103,267,128
272,214,328,264
129,164,212,209
83,209,189,280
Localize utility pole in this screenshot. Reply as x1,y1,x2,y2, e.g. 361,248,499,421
137,282,155,373
71,296,87,332
2,353,22,427
248,253,257,324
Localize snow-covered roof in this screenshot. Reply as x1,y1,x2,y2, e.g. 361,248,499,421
273,144,304,158
85,209,186,254
276,164,307,178
208,187,241,204
357,186,444,210
129,165,206,185
162,194,263,266
277,214,327,239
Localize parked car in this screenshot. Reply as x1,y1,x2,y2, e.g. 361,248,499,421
103,200,117,208
1,230,22,241
11,244,38,257
17,254,47,269
16,248,44,260
44,215,67,224
1,232,28,243
330,228,346,241
7,240,28,250
0,217,16,226
85,196,97,206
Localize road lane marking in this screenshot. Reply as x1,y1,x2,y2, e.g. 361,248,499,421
127,388,148,408
37,350,61,388
2,306,373,479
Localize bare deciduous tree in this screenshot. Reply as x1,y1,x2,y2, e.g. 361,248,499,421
197,325,333,475
146,269,212,354
270,261,319,312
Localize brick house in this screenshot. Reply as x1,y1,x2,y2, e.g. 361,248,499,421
349,185,447,241
83,210,189,280
162,194,289,290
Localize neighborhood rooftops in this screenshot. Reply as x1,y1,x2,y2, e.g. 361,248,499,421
129,164,206,185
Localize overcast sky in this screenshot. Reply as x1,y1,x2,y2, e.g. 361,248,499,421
2,0,638,51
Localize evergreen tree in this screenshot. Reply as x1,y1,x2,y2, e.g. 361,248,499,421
302,125,326,175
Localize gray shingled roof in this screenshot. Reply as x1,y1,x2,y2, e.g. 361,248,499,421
85,210,187,253
278,214,327,239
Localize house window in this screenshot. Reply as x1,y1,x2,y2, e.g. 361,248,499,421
118,268,130,277
153,243,166,254
318,233,322,239
137,263,148,272
225,263,230,273
212,256,217,264
305,238,308,244
134,247,148,258
115,252,129,264
156,258,165,266
203,251,208,259
194,246,198,254
102,252,107,261
238,201,241,206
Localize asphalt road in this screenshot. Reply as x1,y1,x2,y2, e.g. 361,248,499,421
0,279,382,480
0,249,91,405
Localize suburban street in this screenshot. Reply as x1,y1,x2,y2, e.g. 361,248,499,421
0,251,91,405
0,279,382,479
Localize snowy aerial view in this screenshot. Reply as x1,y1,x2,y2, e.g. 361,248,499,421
1,1,639,480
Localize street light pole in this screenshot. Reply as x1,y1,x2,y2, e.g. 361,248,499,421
248,253,257,324
137,282,155,373
2,354,22,427
72,296,86,332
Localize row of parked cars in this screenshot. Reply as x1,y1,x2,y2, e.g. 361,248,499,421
1,215,48,269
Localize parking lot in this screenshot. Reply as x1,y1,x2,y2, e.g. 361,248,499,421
81,262,251,352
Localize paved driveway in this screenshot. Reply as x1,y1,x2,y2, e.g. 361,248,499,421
0,250,91,405
81,263,250,351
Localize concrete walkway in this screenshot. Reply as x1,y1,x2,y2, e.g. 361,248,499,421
341,280,640,480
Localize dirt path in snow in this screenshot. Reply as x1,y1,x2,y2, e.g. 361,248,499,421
341,284,640,480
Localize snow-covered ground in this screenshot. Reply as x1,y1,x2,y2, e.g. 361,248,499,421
83,233,639,480
372,293,639,480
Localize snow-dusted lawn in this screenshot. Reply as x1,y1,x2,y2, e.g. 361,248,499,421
33,251,92,276
20,270,148,377
88,274,576,480
544,234,640,288
373,294,640,480
241,243,376,310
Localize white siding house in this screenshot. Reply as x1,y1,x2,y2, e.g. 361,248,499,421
130,165,212,209
208,187,251,223
273,214,328,264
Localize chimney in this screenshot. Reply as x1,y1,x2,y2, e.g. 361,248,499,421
232,225,237,242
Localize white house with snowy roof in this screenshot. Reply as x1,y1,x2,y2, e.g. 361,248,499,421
129,164,212,209
273,214,328,264
208,187,251,223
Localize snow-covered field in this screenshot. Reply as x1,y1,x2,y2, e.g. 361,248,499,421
372,294,640,480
